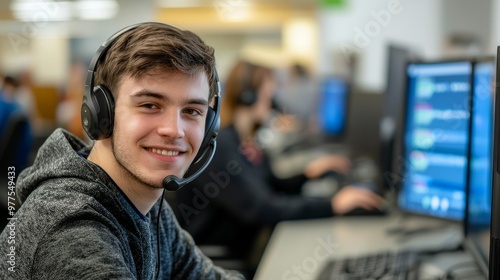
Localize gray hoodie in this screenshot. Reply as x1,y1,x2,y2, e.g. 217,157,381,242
0,129,244,280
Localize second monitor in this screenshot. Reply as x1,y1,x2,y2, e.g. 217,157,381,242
398,60,473,221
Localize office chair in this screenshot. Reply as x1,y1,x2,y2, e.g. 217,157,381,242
0,110,32,230
0,110,32,169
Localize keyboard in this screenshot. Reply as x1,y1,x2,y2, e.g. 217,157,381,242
316,250,419,280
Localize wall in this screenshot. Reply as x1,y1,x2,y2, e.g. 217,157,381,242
317,0,443,92
0,0,155,86
492,0,500,52
441,0,493,57
1,0,498,93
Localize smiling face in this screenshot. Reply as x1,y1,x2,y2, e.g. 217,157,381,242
109,69,209,190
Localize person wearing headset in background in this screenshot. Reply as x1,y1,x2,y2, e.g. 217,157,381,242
174,60,384,277
0,22,245,280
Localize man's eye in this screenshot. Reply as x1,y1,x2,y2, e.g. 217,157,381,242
185,108,202,116
141,103,157,109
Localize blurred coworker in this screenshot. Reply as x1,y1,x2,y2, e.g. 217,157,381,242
267,63,334,165
0,77,32,171
0,86,32,231
56,61,88,140
275,62,320,133
2,74,38,126
0,91,22,147
174,60,383,271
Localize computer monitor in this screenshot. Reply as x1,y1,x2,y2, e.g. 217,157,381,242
463,58,494,277
317,77,349,137
398,60,473,221
380,44,418,191
490,48,500,280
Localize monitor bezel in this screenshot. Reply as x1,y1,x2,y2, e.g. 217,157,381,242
462,56,496,277
489,48,500,279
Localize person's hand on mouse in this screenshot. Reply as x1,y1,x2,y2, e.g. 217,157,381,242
330,186,384,215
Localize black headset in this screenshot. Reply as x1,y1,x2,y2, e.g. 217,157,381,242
81,22,220,191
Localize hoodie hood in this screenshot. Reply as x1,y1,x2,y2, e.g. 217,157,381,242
17,128,107,203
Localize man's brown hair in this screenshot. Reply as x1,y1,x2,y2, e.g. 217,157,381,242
94,22,218,101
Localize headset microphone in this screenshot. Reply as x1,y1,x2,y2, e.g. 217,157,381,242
162,140,217,191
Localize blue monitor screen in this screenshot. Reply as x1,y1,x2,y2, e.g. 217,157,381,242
466,60,494,269
398,61,472,220
317,78,348,136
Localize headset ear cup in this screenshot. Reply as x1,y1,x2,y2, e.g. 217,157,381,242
82,85,115,140
81,98,98,140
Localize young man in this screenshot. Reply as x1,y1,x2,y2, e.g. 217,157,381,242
0,22,244,279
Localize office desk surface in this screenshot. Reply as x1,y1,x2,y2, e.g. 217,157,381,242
254,214,465,280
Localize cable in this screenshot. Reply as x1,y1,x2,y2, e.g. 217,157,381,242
155,189,166,280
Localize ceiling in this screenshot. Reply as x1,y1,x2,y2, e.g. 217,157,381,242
0,0,317,21
0,0,318,36
156,0,316,8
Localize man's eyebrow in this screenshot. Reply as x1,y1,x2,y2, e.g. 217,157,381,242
186,98,209,106
130,90,166,101
130,90,209,106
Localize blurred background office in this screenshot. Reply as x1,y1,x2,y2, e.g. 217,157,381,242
1,0,500,265
1,0,500,164
0,0,500,276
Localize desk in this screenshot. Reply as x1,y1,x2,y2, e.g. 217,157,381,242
254,214,480,280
